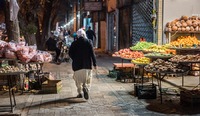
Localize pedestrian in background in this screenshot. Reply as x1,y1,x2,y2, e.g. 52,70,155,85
45,32,62,64
69,28,97,100
45,32,57,51
86,26,96,46
73,32,77,41
68,30,71,36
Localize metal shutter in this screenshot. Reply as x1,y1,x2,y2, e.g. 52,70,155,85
132,0,153,44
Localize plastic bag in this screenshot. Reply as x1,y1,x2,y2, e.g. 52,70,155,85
0,48,5,58
5,50,17,59
0,40,8,48
7,42,17,52
31,53,45,62
42,51,53,62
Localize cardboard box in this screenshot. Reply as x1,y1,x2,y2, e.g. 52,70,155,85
41,80,62,94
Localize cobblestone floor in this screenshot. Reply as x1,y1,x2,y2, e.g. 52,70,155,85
0,54,200,116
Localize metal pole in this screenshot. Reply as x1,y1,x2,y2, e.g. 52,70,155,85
76,0,78,30
73,2,76,32
80,0,83,28
98,0,101,48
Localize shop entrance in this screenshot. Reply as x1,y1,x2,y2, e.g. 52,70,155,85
132,0,153,44
107,12,117,52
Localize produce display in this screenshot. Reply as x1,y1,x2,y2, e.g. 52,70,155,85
169,54,200,62
144,52,173,58
0,40,52,63
130,42,155,51
165,15,200,32
192,63,200,70
0,65,29,73
26,64,41,71
170,35,200,48
112,48,144,59
165,49,176,55
143,45,167,53
145,59,187,73
131,57,150,64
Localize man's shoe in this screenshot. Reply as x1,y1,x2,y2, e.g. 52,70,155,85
76,94,82,98
56,62,61,65
83,87,89,100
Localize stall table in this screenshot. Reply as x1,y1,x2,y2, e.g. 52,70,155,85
131,62,149,84
169,47,200,55
145,55,173,61
19,61,44,89
0,72,28,112
169,60,200,86
144,67,189,103
113,57,135,82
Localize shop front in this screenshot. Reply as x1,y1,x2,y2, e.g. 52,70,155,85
132,0,154,44
107,11,117,52
117,0,132,50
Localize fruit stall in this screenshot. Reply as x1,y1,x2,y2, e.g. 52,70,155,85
112,41,175,83
111,15,200,104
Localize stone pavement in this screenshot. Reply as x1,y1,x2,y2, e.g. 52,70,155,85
0,53,200,116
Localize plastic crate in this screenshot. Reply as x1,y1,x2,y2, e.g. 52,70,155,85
108,70,120,78
120,71,134,83
134,84,157,99
41,80,62,94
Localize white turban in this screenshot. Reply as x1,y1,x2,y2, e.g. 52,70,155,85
76,28,87,39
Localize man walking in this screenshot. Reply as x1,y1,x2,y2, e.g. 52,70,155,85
69,28,97,100
86,26,96,46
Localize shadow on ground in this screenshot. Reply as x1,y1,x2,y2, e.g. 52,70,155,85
0,114,20,116
23,97,86,109
129,90,200,115
145,95,200,115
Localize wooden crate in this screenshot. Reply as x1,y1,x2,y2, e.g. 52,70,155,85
113,63,135,72
41,80,62,94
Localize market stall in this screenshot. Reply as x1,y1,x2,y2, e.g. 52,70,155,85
0,58,28,112
144,59,189,103
112,48,144,82
131,57,150,84
0,40,53,112
111,34,200,104
169,54,200,86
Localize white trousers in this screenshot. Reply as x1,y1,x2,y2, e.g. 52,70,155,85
73,69,92,94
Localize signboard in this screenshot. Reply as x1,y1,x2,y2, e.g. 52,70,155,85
84,2,102,11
